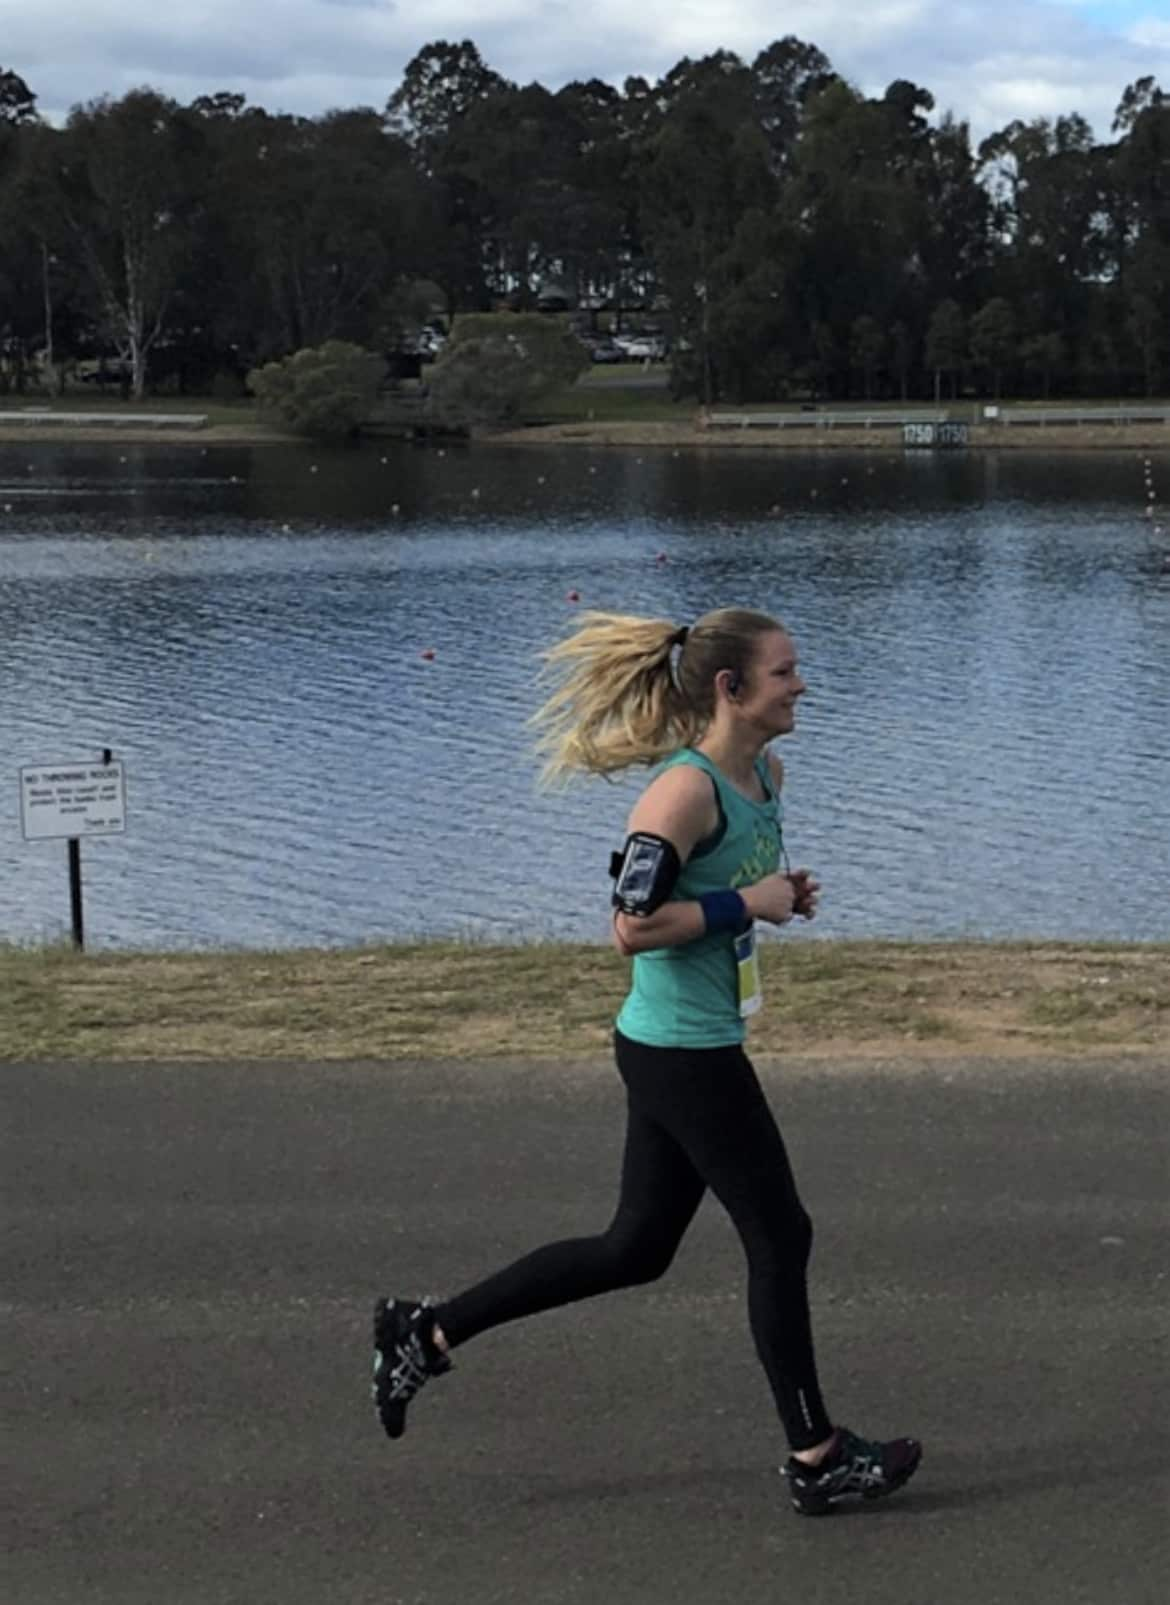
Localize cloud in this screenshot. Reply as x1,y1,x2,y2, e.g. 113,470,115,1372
5,0,1166,140
1129,17,1170,51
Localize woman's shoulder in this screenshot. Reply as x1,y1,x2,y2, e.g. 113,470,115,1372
629,753,720,841
644,750,718,799
660,747,717,778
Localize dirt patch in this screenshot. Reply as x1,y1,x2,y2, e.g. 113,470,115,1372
490,420,1170,452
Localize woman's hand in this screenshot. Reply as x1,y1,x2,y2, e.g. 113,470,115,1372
741,873,798,925
787,868,821,919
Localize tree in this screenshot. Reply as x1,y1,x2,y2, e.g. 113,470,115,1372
0,121,90,394
387,40,509,151
750,37,836,171
1126,292,1162,396
925,299,966,400
0,67,38,126
247,340,386,437
889,321,914,401
55,91,205,397
1020,331,1065,398
426,312,587,426
969,297,1016,398
638,53,777,403
386,41,513,316
849,315,886,399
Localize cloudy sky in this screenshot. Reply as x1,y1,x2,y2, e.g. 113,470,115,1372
4,0,1168,143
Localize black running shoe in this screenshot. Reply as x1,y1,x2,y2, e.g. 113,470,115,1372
372,1296,452,1440
781,1426,922,1516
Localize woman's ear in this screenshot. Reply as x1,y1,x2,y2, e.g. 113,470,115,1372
718,668,742,701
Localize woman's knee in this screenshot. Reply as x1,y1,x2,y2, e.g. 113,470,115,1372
602,1217,680,1286
740,1203,815,1273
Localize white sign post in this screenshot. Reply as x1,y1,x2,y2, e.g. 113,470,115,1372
18,751,127,950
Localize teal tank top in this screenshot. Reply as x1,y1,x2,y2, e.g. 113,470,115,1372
615,748,786,1049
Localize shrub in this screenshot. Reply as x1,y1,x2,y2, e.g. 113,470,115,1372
247,341,386,439
426,314,588,429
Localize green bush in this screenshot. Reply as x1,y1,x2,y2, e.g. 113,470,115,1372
426,314,588,428
247,341,386,438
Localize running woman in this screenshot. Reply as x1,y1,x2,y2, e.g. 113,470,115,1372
373,607,921,1516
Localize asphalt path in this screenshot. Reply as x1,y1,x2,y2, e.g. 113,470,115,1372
4,1054,1167,1605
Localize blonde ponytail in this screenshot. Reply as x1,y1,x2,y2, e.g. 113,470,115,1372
530,605,785,786
530,612,694,786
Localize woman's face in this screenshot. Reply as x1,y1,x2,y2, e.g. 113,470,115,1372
740,630,806,738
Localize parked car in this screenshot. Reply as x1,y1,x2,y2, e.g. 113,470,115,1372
589,341,624,364
621,337,664,361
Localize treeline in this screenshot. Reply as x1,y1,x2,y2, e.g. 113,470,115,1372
0,44,1166,404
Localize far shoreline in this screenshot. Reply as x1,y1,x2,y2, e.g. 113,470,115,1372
2,417,1168,452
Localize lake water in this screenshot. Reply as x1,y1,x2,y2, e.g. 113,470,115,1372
1,439,1167,950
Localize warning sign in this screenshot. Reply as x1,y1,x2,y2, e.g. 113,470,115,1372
19,759,127,841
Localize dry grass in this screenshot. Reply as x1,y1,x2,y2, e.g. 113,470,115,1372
2,939,1167,1063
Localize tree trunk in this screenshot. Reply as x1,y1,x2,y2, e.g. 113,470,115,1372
41,240,54,393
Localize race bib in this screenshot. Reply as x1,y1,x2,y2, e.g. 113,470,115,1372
734,923,763,1017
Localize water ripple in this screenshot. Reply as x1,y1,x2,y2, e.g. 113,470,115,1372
2,441,1167,947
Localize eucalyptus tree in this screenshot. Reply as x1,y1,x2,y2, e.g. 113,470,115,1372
1110,79,1168,393
387,40,513,315
780,79,935,394
637,52,778,403
0,119,94,392
53,90,206,397
977,113,1103,358
925,298,966,400
0,66,37,127
750,37,836,173
969,296,1017,398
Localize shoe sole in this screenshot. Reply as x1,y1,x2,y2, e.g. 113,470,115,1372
789,1443,923,1516
373,1298,409,1440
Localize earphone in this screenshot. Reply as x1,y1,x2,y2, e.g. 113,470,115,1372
727,670,742,697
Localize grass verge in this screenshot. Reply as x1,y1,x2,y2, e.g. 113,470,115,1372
2,940,1166,1062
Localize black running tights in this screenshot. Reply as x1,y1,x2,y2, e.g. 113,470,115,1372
432,1029,833,1450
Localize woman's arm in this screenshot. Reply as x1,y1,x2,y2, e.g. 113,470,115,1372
611,766,719,956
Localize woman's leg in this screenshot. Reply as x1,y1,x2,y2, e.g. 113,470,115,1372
432,1084,706,1348
614,1034,833,1452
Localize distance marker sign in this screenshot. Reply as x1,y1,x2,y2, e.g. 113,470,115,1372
19,759,127,841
